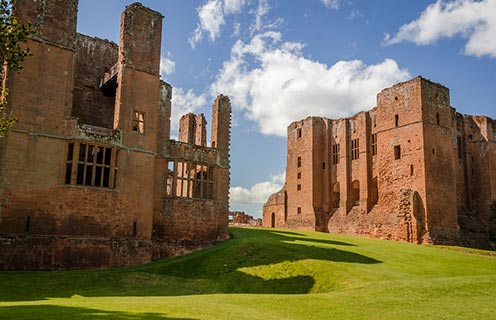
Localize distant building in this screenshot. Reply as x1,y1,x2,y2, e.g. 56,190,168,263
0,1,231,269
229,212,262,227
263,77,495,247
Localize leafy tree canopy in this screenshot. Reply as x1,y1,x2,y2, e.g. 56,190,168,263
0,0,34,137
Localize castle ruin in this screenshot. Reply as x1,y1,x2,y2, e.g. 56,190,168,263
263,77,496,247
0,1,231,269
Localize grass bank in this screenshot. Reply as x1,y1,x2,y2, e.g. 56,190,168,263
0,227,495,319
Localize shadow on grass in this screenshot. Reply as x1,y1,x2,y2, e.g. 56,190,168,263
0,305,193,320
0,228,381,301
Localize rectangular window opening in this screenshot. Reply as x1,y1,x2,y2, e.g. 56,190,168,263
65,142,117,189
297,207,301,214
371,134,377,156
297,184,301,191
297,128,302,138
394,145,401,160
332,143,340,164
351,139,359,160
297,156,302,168
132,111,145,134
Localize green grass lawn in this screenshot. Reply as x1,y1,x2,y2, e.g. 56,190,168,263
1,227,495,319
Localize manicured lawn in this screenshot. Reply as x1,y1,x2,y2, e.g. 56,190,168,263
1,227,495,319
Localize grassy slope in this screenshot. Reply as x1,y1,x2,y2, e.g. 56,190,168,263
0,227,495,319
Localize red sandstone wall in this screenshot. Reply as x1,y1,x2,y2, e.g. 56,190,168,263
72,34,118,128
262,188,287,228
264,77,495,246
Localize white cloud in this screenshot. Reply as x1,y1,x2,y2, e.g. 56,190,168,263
170,88,207,132
160,54,176,77
189,0,225,48
320,0,340,10
211,32,411,136
189,0,248,48
251,0,271,33
232,22,241,37
230,173,285,204
224,0,245,14
384,0,496,58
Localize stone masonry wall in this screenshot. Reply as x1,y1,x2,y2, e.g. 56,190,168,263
264,77,495,247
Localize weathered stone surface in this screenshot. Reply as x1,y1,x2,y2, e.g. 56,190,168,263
229,211,262,227
263,77,495,248
0,1,231,270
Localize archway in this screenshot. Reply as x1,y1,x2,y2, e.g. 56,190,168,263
351,180,360,206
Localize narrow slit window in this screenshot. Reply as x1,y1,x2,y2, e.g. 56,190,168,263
371,134,377,156
133,221,137,236
297,156,302,168
395,114,399,127
297,128,302,138
436,112,440,125
297,184,301,191
297,207,301,214
394,145,401,160
297,172,301,179
25,216,31,232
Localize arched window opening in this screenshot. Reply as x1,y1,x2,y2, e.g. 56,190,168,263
371,177,379,206
351,180,360,206
332,182,340,208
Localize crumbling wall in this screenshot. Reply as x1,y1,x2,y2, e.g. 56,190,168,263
72,34,118,128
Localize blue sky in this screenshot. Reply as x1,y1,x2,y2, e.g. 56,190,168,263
77,0,496,217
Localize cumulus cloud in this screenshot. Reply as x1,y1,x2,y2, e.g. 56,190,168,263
320,0,340,10
189,0,247,48
211,32,411,136
170,88,207,132
189,0,225,47
384,0,496,58
160,54,176,77
224,0,246,14
230,173,285,205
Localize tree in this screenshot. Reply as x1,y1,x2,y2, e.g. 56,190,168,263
0,0,34,137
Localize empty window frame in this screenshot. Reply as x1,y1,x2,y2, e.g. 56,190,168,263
165,161,214,199
132,111,145,134
65,142,117,189
371,134,377,156
351,139,359,160
394,145,401,160
332,144,340,164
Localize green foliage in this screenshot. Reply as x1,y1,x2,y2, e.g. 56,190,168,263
0,228,495,319
0,0,34,137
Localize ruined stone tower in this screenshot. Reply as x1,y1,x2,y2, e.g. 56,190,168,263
0,1,231,269
263,77,496,247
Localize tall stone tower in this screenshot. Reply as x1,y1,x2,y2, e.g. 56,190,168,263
211,95,232,239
